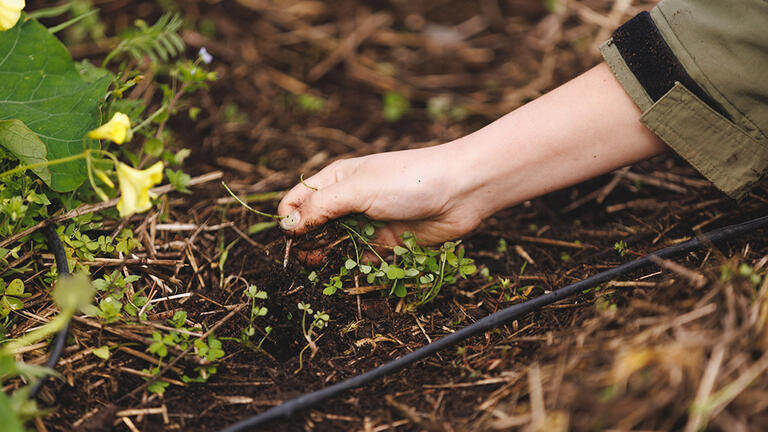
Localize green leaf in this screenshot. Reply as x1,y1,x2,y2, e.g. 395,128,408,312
0,19,112,191
92,345,110,360
0,391,25,432
247,221,277,235
393,281,407,298
460,264,477,276
165,168,191,193
0,119,50,184
6,279,23,296
52,272,94,313
143,138,164,157
393,246,408,256
2,296,23,312
148,380,169,395
404,268,419,277
344,259,357,270
382,91,410,122
386,266,406,280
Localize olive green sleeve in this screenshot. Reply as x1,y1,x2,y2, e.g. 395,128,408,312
601,0,768,199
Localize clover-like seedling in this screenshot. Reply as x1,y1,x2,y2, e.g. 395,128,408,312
0,279,30,318
295,302,330,373
242,285,270,349
320,218,477,306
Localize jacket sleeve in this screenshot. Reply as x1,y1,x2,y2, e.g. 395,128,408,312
600,0,768,199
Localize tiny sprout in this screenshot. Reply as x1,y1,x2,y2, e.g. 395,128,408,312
614,240,629,257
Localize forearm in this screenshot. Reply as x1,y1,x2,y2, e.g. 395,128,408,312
447,62,667,218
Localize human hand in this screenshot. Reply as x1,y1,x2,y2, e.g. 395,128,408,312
278,64,668,249
277,145,487,246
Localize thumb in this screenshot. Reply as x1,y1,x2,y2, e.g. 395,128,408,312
280,181,367,235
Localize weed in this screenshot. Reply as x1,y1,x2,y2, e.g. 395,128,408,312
382,91,410,122
240,286,272,351
317,217,477,306
295,302,329,373
614,240,629,257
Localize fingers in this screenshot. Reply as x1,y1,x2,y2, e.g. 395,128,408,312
278,162,343,216
278,160,357,232
280,174,371,235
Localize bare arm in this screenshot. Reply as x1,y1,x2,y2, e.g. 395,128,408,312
278,62,666,245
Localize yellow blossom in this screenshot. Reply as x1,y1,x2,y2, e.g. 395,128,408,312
87,112,132,144
116,161,164,217
0,0,24,31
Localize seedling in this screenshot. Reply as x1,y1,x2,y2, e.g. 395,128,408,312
324,218,477,306
0,279,30,318
295,302,329,373
241,285,272,351
614,240,629,257
382,91,410,122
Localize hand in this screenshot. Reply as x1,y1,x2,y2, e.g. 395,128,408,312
277,145,487,246
277,63,667,247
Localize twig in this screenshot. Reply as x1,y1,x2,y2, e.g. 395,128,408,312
649,255,708,288
515,235,588,250
307,12,392,81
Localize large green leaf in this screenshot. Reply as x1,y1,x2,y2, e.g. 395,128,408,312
0,390,24,432
0,18,111,191
0,119,51,184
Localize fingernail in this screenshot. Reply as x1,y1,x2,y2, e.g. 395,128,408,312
281,211,300,230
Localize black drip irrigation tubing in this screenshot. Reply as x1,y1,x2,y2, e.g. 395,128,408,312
219,214,768,432
28,225,70,398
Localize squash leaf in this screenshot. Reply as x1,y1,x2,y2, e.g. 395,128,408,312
0,18,111,191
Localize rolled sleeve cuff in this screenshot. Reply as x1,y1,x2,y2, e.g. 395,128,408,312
600,14,766,199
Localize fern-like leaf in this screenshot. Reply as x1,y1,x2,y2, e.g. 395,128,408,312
103,13,185,66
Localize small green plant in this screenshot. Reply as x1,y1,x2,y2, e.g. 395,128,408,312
0,279,29,318
0,4,215,425
382,91,410,122
325,217,477,306
0,273,95,427
295,302,329,373
81,269,148,322
296,93,326,113
721,262,762,286
614,240,629,257
240,285,272,351
142,321,226,393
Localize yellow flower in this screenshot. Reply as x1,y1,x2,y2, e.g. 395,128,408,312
87,112,132,144
0,0,24,31
116,161,164,217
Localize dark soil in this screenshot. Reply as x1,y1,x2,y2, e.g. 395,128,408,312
13,0,768,431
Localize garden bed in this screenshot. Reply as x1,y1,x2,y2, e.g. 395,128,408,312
5,1,768,431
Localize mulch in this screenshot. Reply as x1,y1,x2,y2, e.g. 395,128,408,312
7,0,768,430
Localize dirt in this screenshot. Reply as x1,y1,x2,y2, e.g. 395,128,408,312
13,0,768,431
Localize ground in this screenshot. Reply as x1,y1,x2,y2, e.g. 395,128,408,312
10,0,768,431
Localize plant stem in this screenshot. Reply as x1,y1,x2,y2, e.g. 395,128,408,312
339,222,384,262
131,103,168,134
222,182,284,219
0,152,87,180
299,173,318,191
48,8,100,34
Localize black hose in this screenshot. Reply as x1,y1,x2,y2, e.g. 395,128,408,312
220,214,768,432
28,225,70,398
